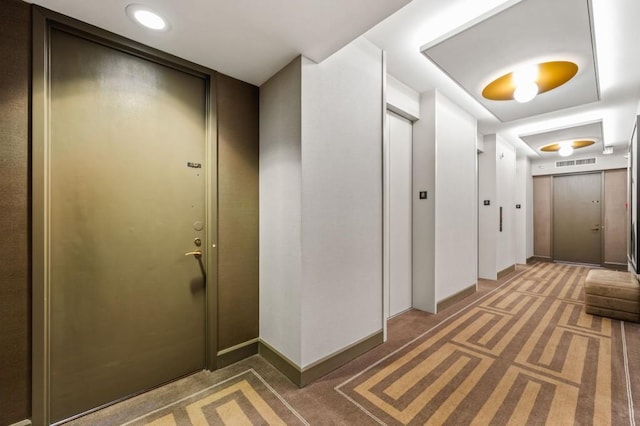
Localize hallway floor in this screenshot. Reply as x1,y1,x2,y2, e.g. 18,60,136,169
64,263,640,425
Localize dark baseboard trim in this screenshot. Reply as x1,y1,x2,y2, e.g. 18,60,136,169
258,341,302,386
259,331,384,387
216,339,259,369
497,264,516,279
604,262,628,271
531,256,552,263
437,284,476,313
300,331,383,387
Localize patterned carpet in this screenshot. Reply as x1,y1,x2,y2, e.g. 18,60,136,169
336,262,632,425
120,370,308,426
65,262,637,425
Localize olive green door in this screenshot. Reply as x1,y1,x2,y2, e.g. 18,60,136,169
48,28,208,422
553,173,602,264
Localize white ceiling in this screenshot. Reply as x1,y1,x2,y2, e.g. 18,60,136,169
25,0,410,86
365,0,640,158
421,0,600,123
25,0,640,158
520,121,603,158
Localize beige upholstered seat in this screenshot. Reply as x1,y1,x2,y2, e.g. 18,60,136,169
584,269,640,323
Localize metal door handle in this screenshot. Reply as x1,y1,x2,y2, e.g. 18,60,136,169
184,251,202,257
591,225,600,231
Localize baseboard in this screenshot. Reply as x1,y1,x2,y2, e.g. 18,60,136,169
497,264,516,278
216,338,259,369
437,284,476,313
258,341,302,386
603,262,628,271
530,256,552,263
259,330,384,387
300,331,383,387
526,256,535,264
9,420,31,426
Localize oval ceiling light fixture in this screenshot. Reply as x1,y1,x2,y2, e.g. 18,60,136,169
126,4,170,31
482,61,578,103
540,139,594,157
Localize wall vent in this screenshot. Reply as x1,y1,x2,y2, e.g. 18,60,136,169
575,157,596,165
555,157,597,168
556,160,575,167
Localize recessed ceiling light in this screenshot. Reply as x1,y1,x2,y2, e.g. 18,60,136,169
126,4,169,31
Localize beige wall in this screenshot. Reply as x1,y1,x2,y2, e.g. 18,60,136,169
533,176,552,258
604,169,627,264
0,1,31,424
217,74,260,351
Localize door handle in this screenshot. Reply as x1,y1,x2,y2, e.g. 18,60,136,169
591,225,600,231
184,250,202,257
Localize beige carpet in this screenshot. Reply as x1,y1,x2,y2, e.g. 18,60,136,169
337,262,632,424
65,262,637,425
120,369,308,425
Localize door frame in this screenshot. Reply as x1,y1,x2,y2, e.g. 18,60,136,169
31,7,219,424
550,171,604,266
383,106,417,338
384,110,414,320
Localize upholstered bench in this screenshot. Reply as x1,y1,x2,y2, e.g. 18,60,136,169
584,269,640,322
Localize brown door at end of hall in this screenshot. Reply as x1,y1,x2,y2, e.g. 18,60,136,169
48,28,209,422
553,173,602,264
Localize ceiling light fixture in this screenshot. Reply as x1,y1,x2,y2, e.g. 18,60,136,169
540,139,595,157
558,144,574,157
512,64,539,103
513,82,539,103
126,4,169,31
482,61,578,103
540,139,595,152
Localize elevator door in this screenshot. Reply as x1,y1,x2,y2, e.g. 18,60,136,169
48,28,208,422
387,111,413,317
553,173,602,264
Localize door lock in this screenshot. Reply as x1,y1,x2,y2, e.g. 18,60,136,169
194,237,202,247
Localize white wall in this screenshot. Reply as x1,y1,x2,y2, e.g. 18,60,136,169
413,90,477,312
434,93,477,302
477,130,485,153
412,91,436,312
478,137,497,280
496,136,516,273
387,111,413,318
259,57,303,365
300,38,383,367
478,135,517,278
526,158,534,259
260,38,384,369
515,156,532,264
387,75,419,120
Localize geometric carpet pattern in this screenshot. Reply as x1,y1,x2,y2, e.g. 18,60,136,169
121,369,309,426
336,262,633,425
